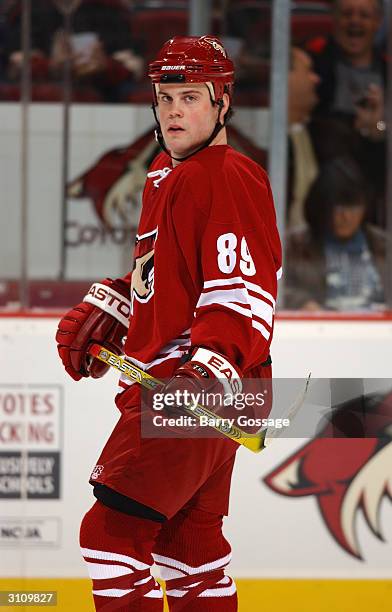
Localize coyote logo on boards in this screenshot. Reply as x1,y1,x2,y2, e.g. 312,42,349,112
67,129,158,230
131,228,158,312
264,390,392,560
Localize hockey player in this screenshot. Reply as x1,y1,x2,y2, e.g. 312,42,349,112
56,36,281,611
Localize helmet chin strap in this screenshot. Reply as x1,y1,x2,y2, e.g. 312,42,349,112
151,96,225,163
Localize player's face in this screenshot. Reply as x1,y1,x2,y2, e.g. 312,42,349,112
156,83,228,159
333,0,381,61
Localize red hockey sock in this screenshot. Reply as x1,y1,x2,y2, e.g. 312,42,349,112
154,508,238,611
80,501,163,611
164,572,237,612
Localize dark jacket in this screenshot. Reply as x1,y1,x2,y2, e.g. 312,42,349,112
309,36,388,119
286,117,386,227
305,37,387,226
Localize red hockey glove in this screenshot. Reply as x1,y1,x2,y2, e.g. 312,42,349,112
161,347,243,418
56,278,130,381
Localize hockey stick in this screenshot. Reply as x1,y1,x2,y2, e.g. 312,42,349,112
88,345,311,452
88,343,267,453
264,372,311,442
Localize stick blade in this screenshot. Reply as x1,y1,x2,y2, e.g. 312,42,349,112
241,431,267,453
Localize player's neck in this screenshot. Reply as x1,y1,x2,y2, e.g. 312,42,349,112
171,127,228,167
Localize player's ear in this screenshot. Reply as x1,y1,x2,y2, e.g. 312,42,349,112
220,93,230,125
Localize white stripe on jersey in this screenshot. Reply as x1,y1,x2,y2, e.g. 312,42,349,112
126,333,191,371
219,301,251,319
203,276,245,289
118,349,187,391
135,349,187,369
204,277,277,308
118,329,191,391
252,319,270,340
248,294,273,326
244,279,276,309
196,278,274,340
197,288,250,310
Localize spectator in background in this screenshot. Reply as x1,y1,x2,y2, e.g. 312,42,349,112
309,0,387,141
284,157,387,312
246,45,378,230
3,0,143,102
287,45,386,229
286,47,360,229
286,47,321,229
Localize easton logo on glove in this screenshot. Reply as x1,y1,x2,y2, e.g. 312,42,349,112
56,277,131,381
85,282,131,328
190,348,242,395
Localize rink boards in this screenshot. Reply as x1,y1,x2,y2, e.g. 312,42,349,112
0,316,391,611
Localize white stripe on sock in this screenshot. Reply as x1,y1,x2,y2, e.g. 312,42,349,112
199,582,237,598
145,588,164,599
86,562,133,579
81,547,150,570
92,588,134,597
153,552,231,575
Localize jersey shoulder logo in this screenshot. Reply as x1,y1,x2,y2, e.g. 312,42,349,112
131,228,158,313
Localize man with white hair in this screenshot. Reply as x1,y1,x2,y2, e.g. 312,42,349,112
310,0,386,140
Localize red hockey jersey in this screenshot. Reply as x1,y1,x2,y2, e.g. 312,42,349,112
119,144,282,397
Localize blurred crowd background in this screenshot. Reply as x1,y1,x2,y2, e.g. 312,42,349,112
0,0,390,313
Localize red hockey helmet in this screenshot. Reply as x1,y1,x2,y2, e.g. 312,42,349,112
148,35,234,106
